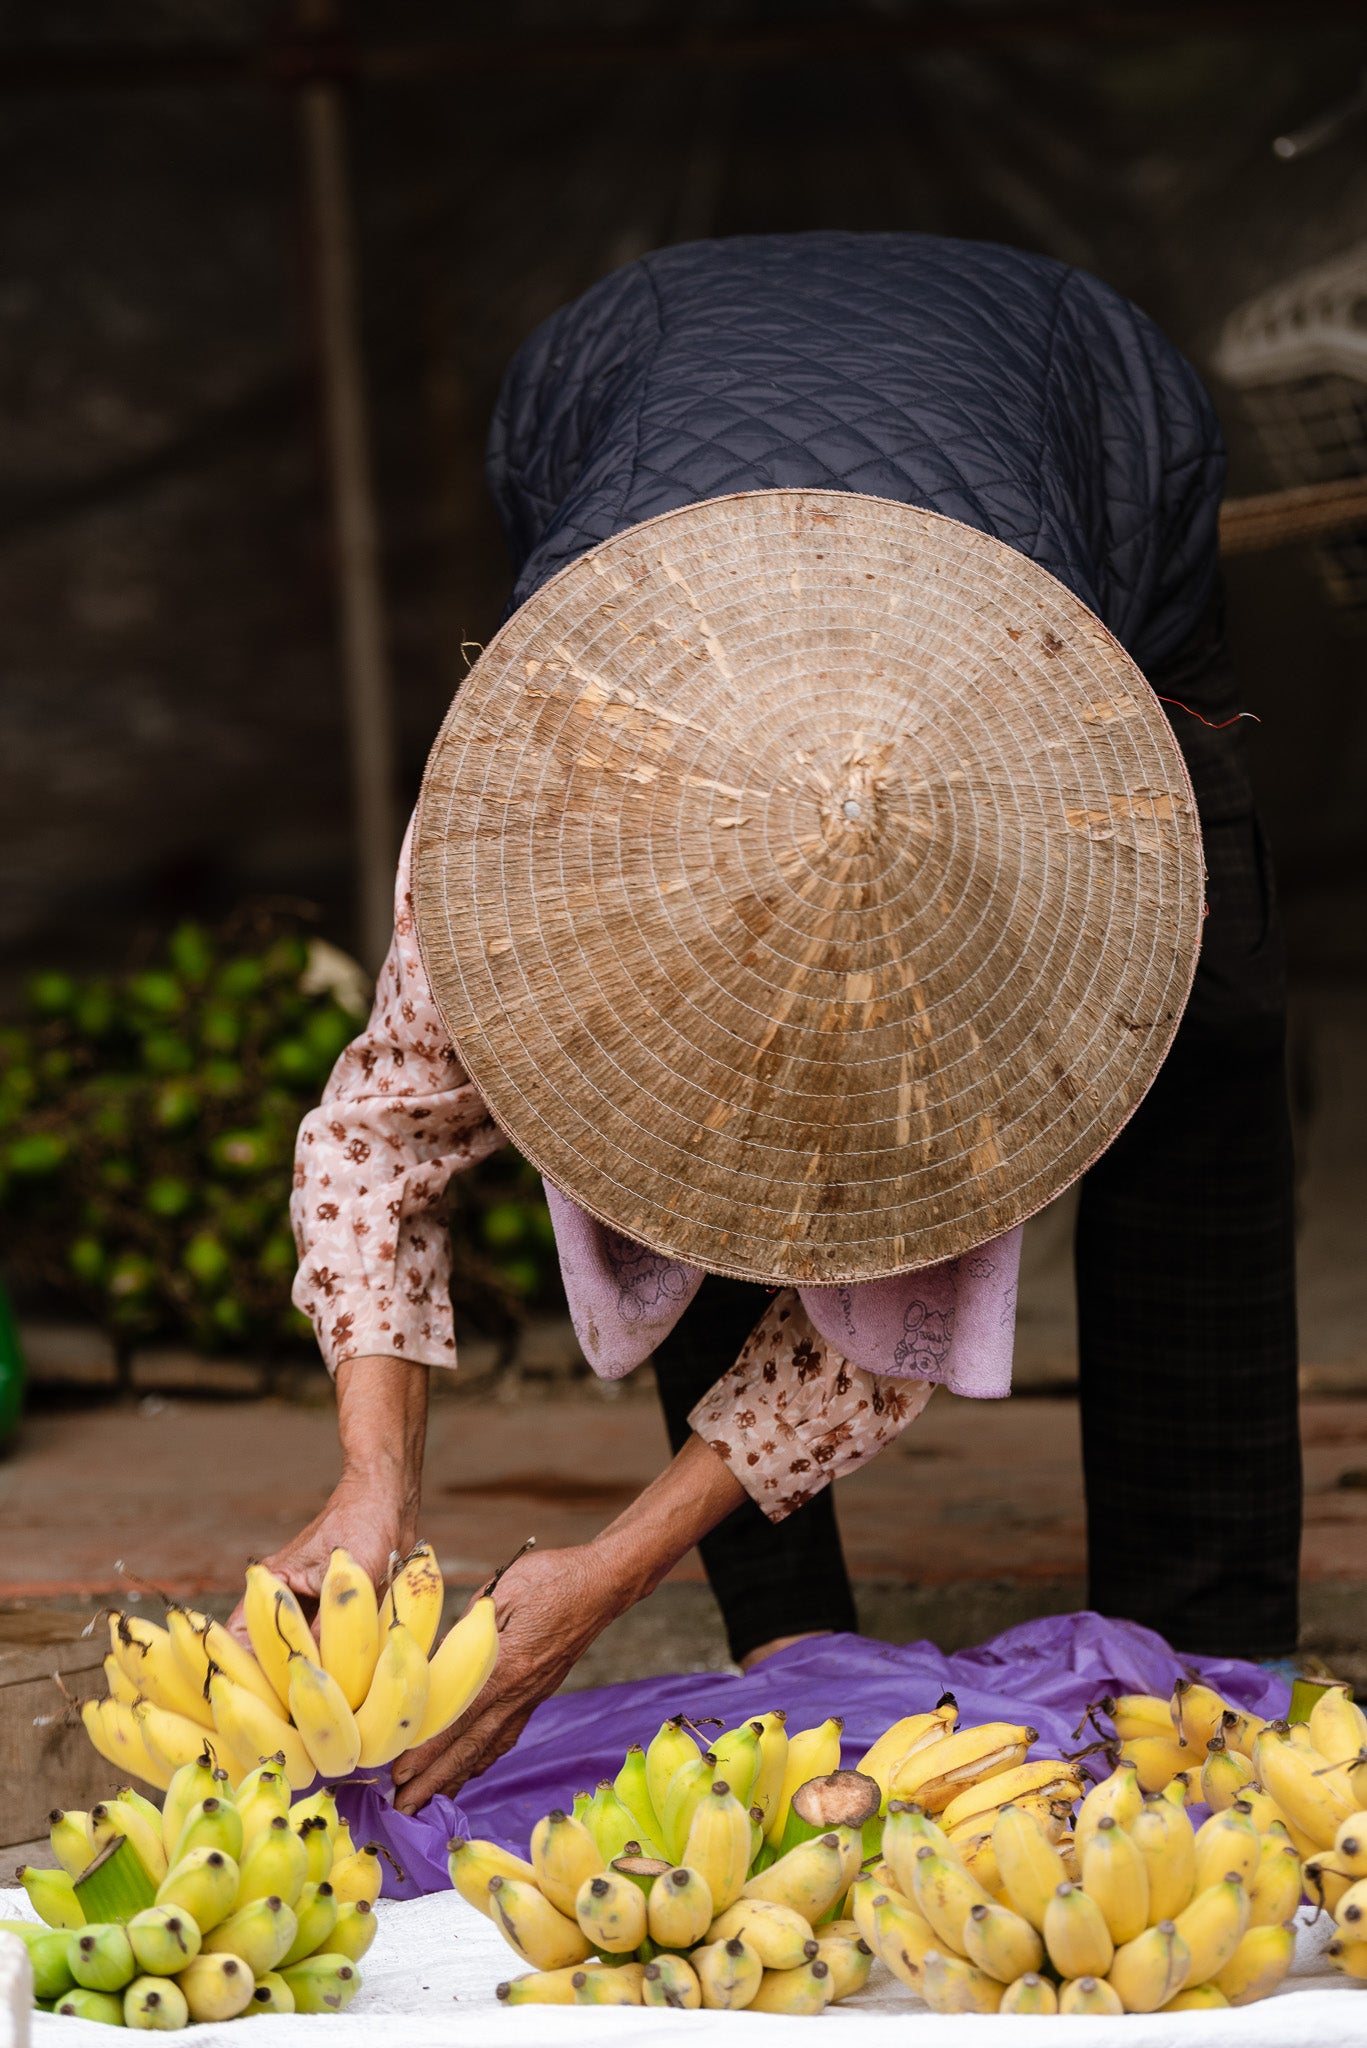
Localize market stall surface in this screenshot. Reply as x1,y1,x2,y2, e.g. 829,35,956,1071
2,1888,1361,2046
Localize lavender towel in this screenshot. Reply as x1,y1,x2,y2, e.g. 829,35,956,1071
544,1178,1022,1398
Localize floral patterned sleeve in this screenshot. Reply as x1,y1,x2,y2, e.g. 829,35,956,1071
687,1292,935,1522
290,819,507,1374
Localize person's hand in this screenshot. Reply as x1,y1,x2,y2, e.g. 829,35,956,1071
389,1544,619,1813
225,1476,409,1646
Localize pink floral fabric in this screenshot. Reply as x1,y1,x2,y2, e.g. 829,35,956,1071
290,820,506,1368
688,1293,936,1521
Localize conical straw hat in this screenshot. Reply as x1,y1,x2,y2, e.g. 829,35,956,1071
414,490,1203,1284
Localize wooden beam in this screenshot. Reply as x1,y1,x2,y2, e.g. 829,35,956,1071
1220,476,1367,555
296,0,398,969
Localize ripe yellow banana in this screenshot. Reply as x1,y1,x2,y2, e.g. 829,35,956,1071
448,1839,536,1919
1162,1983,1230,2011
641,1955,703,2008
103,1653,140,1708
1106,1919,1190,2013
136,1702,225,1781
572,1961,644,2006
1171,1680,1231,1750
1059,1975,1124,2015
1215,1919,1297,2003
765,1716,843,1847
742,1831,853,1923
692,1936,762,2010
318,1549,381,1711
999,1970,1056,2013
573,1871,647,1954
1129,1792,1197,1921
910,1846,994,1955
708,1898,814,1969
1173,1876,1250,1986
176,1953,254,2023
1308,1685,1367,1767
90,1799,168,1884
487,1874,593,1971
1042,1883,1114,1980
496,1965,582,2005
992,1804,1069,1932
411,1597,498,1747
236,1766,291,1854
890,1722,1037,1813
1075,1764,1142,1857
882,1801,949,1893
207,1671,313,1790
710,1721,761,1809
857,1710,950,1810
286,1653,361,1779
748,1955,833,2015
644,1717,701,1829
1304,1850,1355,1915
111,1615,215,1729
1256,1727,1349,1849
1247,1837,1303,1928
919,1947,1003,2014
241,1565,316,1707
329,1900,378,1966
48,1809,94,1879
1119,1734,1206,1793
1081,1814,1149,1944
811,1933,872,2001
1327,1933,1367,1981
1235,1787,1282,1836
748,1710,790,1831
530,1809,603,1919
330,1845,383,1906
1101,1693,1177,1742
1336,1813,1367,1878
682,1782,751,1915
378,1541,443,1656
952,1826,1004,1897
961,1899,1043,1982
1194,1803,1261,1891
941,1759,1080,1835
1220,1707,1265,1759
354,1619,430,1768
174,1609,280,1713
647,1865,714,1948
1337,1875,1367,1929
1202,1734,1255,1811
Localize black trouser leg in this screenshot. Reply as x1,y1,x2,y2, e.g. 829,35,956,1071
651,1274,859,1664
1076,797,1301,1659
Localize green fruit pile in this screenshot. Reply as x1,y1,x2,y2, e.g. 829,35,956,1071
0,920,361,1357
5,1762,376,2027
1,913,569,1363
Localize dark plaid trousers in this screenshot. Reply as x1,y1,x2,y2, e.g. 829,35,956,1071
653,604,1301,1665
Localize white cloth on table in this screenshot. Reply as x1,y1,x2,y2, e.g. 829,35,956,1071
7,1889,1363,2046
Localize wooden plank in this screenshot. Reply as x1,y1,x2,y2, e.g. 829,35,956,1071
0,1613,131,1847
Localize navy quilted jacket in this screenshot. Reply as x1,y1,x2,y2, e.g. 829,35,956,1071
487,232,1224,675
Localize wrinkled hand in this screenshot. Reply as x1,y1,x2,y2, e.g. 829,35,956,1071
225,1477,407,1646
390,1544,619,1813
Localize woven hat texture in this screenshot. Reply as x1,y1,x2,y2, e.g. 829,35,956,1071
414,490,1203,1283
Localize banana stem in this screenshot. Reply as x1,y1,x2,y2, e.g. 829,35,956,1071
480,1537,537,1600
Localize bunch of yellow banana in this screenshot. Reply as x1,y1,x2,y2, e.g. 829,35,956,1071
851,1768,1302,2015
81,1542,499,1794
8,1756,381,2026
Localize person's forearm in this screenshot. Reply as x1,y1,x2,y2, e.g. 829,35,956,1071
589,1431,745,1611
336,1354,430,1543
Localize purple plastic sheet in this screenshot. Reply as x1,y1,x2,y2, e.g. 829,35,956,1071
334,1611,1290,1899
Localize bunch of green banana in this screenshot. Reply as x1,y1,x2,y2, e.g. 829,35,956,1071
9,1754,378,2027
81,1545,501,1795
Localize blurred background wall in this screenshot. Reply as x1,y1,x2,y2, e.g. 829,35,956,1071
1,0,1364,1372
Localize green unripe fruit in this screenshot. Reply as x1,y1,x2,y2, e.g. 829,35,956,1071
56,1988,124,2025
6,1132,68,1176
124,1975,189,2030
182,1234,231,1293
27,971,78,1016
68,1924,136,1992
